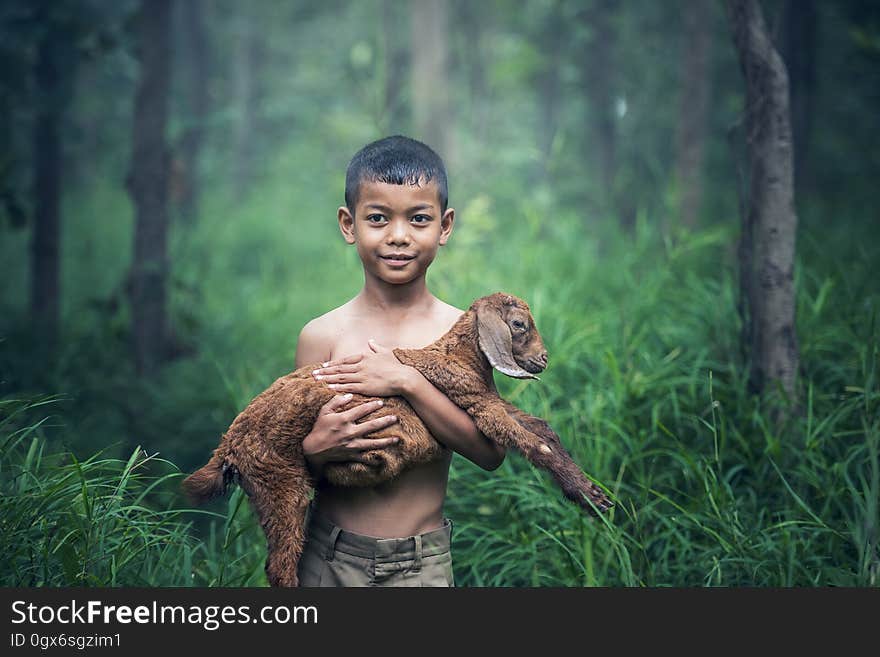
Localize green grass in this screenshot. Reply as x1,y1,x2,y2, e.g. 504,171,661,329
1,136,877,587
0,397,267,587
441,221,879,587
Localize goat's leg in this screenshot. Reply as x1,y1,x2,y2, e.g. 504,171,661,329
468,399,613,514
244,470,314,587
500,401,571,454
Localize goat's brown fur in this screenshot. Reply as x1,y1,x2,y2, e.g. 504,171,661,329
182,292,613,586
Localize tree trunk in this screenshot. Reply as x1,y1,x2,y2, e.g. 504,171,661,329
177,0,209,224
232,10,265,201
458,0,490,147
576,0,625,229
674,0,714,229
1,89,27,229
127,0,172,376
382,0,408,134
726,0,800,407
536,2,566,180
780,0,816,196
410,0,451,160
30,25,64,357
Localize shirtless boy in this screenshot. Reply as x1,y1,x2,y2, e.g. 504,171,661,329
293,136,505,587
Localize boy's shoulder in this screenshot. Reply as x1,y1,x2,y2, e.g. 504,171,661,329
432,299,466,327
301,300,354,333
295,300,357,367
408,298,466,345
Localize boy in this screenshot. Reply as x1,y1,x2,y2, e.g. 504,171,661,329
293,136,505,587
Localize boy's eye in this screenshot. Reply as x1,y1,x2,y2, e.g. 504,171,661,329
366,214,387,224
411,214,432,224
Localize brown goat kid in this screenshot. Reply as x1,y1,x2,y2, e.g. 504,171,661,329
182,293,613,586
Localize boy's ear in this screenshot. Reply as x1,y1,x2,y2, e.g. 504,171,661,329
338,206,356,244
439,208,455,246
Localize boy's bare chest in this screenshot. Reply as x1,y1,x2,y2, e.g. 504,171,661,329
329,315,456,360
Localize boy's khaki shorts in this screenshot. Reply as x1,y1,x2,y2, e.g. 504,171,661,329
297,511,455,587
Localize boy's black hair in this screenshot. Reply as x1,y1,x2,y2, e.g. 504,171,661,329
344,135,448,213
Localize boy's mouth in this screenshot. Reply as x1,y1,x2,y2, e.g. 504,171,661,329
380,253,416,265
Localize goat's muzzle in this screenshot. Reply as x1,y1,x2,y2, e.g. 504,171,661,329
523,351,549,374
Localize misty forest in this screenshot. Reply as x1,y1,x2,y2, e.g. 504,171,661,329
1,0,878,587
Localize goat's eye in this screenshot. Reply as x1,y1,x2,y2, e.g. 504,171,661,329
511,319,527,331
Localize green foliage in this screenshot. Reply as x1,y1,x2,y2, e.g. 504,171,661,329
0,397,266,586
2,212,877,586
442,216,878,587
1,0,878,587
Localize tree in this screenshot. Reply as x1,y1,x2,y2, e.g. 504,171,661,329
534,0,567,181
455,0,490,147
29,3,80,359
175,0,210,224
30,19,64,356
574,0,626,229
780,0,816,196
231,8,265,202
410,0,451,159
381,0,408,134
673,0,714,228
127,0,172,376
726,0,800,409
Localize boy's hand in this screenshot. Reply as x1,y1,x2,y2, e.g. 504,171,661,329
302,394,400,473
311,340,418,397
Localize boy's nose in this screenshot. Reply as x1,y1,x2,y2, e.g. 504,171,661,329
388,221,411,244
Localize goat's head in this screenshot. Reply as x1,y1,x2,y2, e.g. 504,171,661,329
473,293,548,380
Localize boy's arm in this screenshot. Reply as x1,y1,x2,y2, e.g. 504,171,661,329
313,341,506,471
398,367,506,471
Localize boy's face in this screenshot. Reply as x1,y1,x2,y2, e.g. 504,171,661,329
338,180,454,286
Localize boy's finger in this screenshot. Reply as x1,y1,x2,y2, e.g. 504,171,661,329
321,393,353,412
320,353,363,368
342,399,386,422
321,374,361,385
313,364,360,377
326,382,364,393
349,414,398,437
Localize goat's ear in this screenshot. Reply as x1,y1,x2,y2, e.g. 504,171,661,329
477,304,539,379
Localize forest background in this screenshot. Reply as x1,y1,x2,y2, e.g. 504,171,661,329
1,0,878,587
